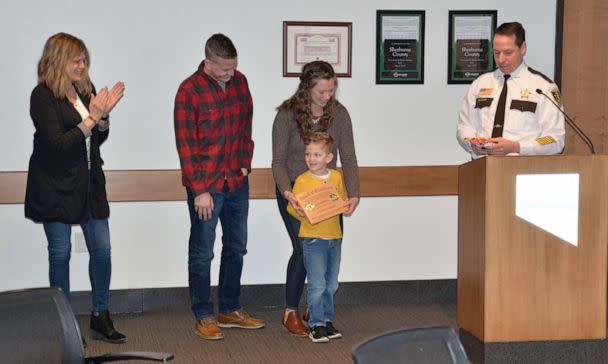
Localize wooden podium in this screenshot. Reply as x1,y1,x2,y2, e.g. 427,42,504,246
457,155,608,342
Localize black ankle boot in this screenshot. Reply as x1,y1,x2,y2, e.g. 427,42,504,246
90,310,127,344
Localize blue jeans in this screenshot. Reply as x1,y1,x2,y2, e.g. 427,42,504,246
43,215,112,313
275,187,305,309
187,178,249,320
302,238,342,328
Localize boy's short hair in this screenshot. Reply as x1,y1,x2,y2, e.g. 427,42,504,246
302,132,334,152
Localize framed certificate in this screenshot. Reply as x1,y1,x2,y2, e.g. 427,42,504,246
283,21,352,77
376,10,425,84
295,183,346,225
448,10,497,84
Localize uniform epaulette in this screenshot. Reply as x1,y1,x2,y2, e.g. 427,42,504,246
528,67,553,84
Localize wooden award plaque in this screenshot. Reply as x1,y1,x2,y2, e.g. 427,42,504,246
295,184,345,224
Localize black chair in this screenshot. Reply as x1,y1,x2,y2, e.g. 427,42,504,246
352,326,469,364
0,287,174,364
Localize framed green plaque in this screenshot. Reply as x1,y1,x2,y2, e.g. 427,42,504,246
448,10,497,84
376,10,425,84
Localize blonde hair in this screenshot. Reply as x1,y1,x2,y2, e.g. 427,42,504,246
37,32,92,98
302,131,334,153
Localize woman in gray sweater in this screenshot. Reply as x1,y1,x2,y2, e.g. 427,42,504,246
271,61,360,337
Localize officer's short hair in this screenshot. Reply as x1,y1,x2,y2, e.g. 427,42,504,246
495,22,526,47
205,33,237,59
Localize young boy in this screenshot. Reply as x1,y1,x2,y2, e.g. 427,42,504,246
287,132,349,343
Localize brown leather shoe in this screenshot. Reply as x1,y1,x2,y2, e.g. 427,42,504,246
218,308,265,329
282,309,308,337
194,317,224,340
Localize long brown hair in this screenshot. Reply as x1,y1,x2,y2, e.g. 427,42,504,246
37,32,93,99
278,60,337,135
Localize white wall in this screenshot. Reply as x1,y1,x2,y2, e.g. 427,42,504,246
0,0,557,291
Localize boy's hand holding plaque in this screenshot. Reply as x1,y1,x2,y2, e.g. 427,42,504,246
295,184,346,224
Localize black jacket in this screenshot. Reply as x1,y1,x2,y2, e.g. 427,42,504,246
25,83,109,224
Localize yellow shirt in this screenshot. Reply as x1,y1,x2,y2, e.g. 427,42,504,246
287,169,348,239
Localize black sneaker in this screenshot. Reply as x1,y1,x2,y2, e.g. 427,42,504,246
309,325,330,343
326,321,342,339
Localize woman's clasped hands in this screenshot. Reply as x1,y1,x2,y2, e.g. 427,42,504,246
89,82,125,123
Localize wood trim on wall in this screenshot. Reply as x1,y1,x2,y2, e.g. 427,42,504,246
0,166,459,204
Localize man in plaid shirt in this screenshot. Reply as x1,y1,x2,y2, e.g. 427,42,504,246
174,33,264,340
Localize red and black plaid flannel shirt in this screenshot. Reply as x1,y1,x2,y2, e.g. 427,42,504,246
174,63,254,196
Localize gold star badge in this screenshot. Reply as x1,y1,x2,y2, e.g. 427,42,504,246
521,89,531,99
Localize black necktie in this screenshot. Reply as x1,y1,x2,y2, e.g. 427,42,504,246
491,74,510,138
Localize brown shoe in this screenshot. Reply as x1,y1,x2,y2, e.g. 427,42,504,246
194,317,224,340
218,308,265,329
282,309,308,337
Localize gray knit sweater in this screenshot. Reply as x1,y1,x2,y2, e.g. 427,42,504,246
271,103,360,198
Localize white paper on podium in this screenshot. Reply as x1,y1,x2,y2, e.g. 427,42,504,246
515,173,579,246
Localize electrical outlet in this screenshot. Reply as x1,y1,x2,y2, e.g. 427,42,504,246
72,231,88,253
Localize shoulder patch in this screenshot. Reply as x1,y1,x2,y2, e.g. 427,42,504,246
550,88,562,107
528,67,554,84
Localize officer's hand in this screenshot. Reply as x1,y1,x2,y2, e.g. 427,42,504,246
487,137,520,155
470,142,490,155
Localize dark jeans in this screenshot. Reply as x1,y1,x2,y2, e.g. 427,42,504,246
187,178,249,320
43,214,112,313
275,187,305,309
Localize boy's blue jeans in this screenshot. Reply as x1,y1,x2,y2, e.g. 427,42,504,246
302,237,342,328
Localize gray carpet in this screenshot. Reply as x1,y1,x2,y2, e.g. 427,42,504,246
78,303,457,364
